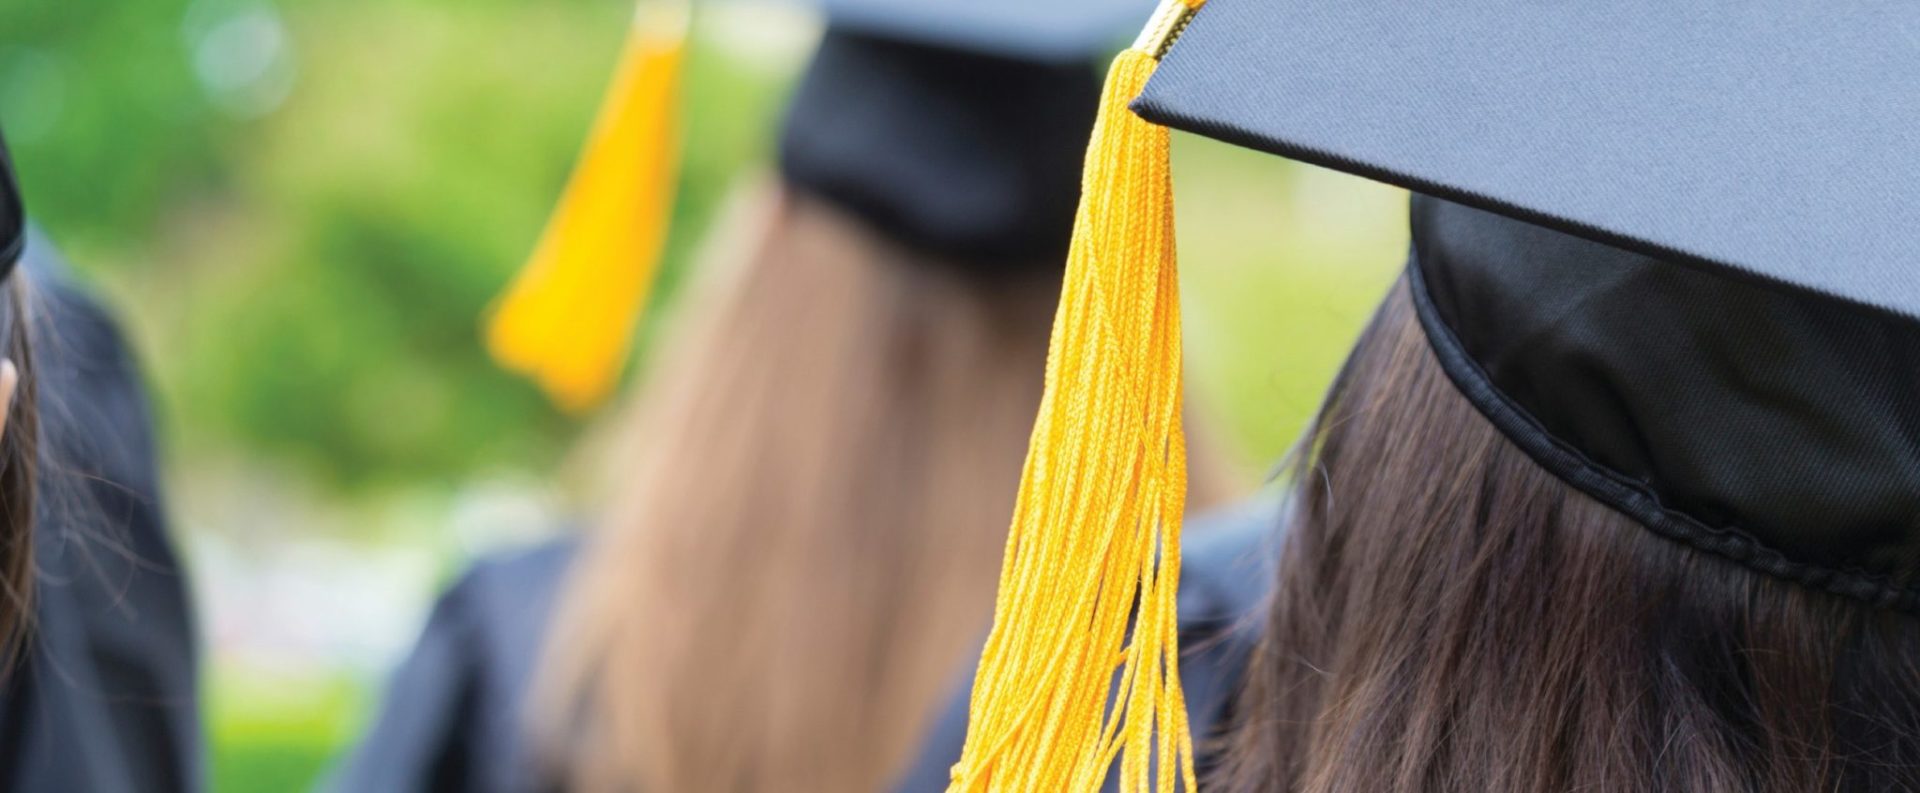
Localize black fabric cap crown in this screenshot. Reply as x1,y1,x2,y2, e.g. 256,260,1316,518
1410,196,1920,608
1129,0,1920,606
779,28,1100,267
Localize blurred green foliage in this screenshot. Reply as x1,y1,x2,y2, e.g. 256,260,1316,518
2,0,223,253
8,0,794,494
1175,139,1408,467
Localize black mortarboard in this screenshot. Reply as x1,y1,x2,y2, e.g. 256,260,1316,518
486,0,1146,412
1132,0,1920,604
777,30,1101,267
783,0,1151,263
949,1,1920,789
0,131,22,277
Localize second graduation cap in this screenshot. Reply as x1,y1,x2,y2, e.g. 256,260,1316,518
948,0,1920,790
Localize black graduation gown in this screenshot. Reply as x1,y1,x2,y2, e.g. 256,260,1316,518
0,229,203,792
325,538,578,793
888,499,1278,792
329,499,1278,793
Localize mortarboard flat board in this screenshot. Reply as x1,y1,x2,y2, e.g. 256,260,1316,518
814,0,1152,60
1134,0,1920,320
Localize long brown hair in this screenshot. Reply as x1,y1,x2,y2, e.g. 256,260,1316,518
535,182,1070,792
0,277,39,675
1218,278,1920,793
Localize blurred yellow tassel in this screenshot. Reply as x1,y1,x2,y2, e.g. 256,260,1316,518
947,4,1199,788
485,2,688,413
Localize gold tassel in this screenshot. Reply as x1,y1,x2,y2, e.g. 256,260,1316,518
484,2,688,413
948,2,1201,790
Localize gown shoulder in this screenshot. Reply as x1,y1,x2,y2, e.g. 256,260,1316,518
326,536,579,793
0,228,202,793
888,496,1285,792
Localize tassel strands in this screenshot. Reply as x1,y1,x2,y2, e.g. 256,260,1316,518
947,2,1201,787
485,2,689,413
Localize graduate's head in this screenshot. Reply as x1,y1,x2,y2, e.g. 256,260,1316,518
932,0,1920,790
0,131,40,674
1216,198,1920,792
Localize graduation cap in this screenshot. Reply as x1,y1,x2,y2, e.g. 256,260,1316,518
0,131,22,279
778,30,1102,270
947,0,1920,790
483,0,1150,412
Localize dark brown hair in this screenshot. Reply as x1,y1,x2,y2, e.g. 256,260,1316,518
0,278,38,675
1217,277,1920,793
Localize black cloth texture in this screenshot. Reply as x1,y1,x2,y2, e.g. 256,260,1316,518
0,228,203,792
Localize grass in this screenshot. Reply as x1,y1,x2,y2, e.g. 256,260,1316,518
209,664,365,792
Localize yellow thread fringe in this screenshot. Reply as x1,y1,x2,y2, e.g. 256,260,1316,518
948,47,1195,793
484,5,686,413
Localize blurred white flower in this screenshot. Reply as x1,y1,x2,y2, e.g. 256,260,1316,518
706,0,820,75
183,0,297,119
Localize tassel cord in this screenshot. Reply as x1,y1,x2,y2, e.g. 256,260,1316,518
949,44,1195,793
